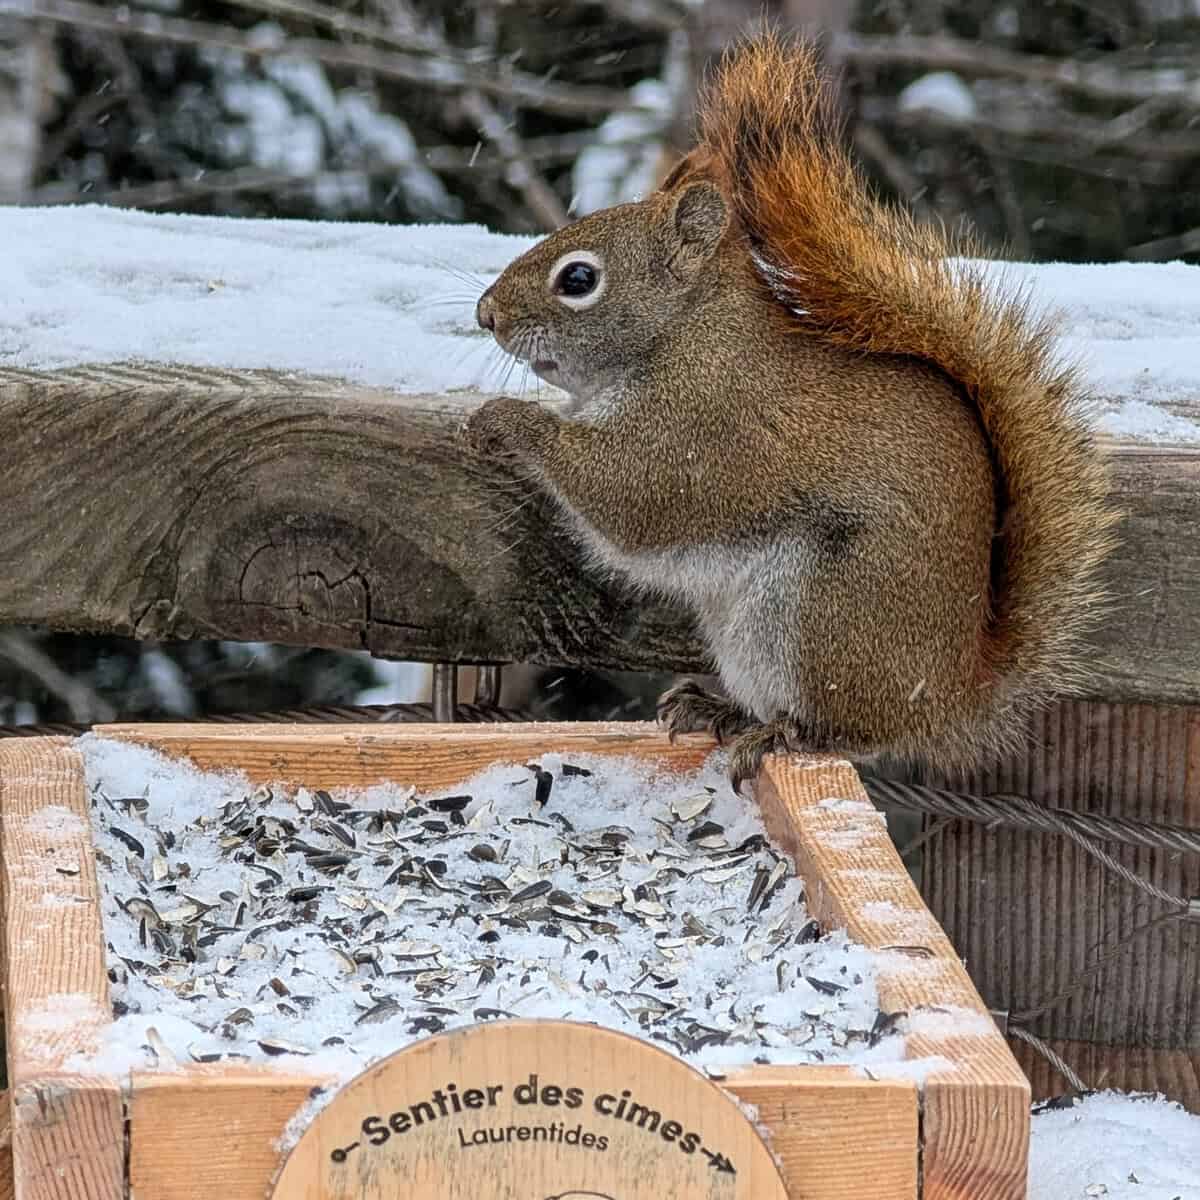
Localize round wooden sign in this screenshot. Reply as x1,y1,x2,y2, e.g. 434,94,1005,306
271,1020,790,1199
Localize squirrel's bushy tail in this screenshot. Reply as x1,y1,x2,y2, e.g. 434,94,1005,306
694,34,1119,747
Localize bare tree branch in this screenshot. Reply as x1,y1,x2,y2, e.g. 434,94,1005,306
1126,225,1200,260
852,122,931,219
27,128,659,208
459,90,568,230
862,97,1200,164
29,165,339,207
837,32,1200,106
593,0,689,34
1100,93,1178,141
992,139,1176,184
974,136,1032,261
34,85,118,177
10,0,643,118
385,0,568,230
0,629,115,723
0,14,48,201
218,0,443,57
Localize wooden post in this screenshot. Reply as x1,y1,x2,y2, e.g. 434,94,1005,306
0,740,124,1200
1,364,1199,704
920,699,1200,1110
755,756,1031,1200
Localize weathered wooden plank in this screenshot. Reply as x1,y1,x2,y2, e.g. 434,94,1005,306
920,700,1200,1109
1,363,1199,704
0,1090,13,1200
0,364,701,673
754,755,1031,1200
128,1065,920,1200
0,738,124,1200
98,719,716,787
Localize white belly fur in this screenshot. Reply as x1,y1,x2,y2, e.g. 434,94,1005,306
560,506,811,721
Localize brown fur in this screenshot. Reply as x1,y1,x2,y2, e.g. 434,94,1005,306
693,33,1120,721
466,33,1118,776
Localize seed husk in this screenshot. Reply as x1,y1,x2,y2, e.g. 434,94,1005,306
89,750,887,1074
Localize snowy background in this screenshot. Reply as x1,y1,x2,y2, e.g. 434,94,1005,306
1,200,1196,732
3,205,1199,439
2,0,1200,730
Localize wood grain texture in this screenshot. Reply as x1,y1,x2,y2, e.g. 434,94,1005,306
129,1065,918,1200
755,755,1031,1200
0,832,9,1200
722,1066,918,1200
920,700,1199,1107
2,364,1199,704
1012,1039,1200,1111
271,1022,793,1200
129,1069,329,1200
97,720,718,788
0,1092,14,1200
0,738,124,1200
90,730,924,1199
0,365,699,673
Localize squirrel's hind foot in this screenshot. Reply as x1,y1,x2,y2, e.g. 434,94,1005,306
727,718,830,793
656,680,755,745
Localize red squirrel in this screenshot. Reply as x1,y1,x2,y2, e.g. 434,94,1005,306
465,34,1118,787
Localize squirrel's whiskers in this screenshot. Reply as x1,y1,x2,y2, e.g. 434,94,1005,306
426,256,490,292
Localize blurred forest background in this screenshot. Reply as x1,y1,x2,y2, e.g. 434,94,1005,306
1,0,1199,727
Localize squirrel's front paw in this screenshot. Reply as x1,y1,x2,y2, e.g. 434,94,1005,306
462,396,550,459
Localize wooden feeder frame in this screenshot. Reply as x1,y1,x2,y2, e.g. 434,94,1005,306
0,723,1030,1200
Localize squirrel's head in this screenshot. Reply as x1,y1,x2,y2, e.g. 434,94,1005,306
476,180,729,402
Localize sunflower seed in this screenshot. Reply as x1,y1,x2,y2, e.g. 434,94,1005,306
88,749,887,1074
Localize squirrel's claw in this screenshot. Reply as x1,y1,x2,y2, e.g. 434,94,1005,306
727,718,824,794
727,723,789,794
656,679,754,746
462,397,517,457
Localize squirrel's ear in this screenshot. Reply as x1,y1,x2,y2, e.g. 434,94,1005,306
665,181,728,280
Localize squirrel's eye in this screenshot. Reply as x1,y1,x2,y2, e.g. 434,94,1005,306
546,251,605,309
555,261,597,297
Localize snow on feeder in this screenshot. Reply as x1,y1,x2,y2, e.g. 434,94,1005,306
0,723,1029,1199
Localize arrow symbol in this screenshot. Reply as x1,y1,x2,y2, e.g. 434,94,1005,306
700,1146,736,1175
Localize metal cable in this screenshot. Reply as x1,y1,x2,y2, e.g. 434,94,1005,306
1010,907,1186,1024
872,778,1197,1028
0,700,533,737
1053,816,1191,910
1008,1026,1089,1095
866,778,1200,857
896,815,953,861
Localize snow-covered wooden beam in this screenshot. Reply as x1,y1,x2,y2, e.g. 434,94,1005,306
2,208,1200,703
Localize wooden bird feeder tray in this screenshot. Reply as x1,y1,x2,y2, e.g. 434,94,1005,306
0,723,1030,1199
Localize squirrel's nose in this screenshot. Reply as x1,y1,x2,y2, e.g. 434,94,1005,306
476,288,496,333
